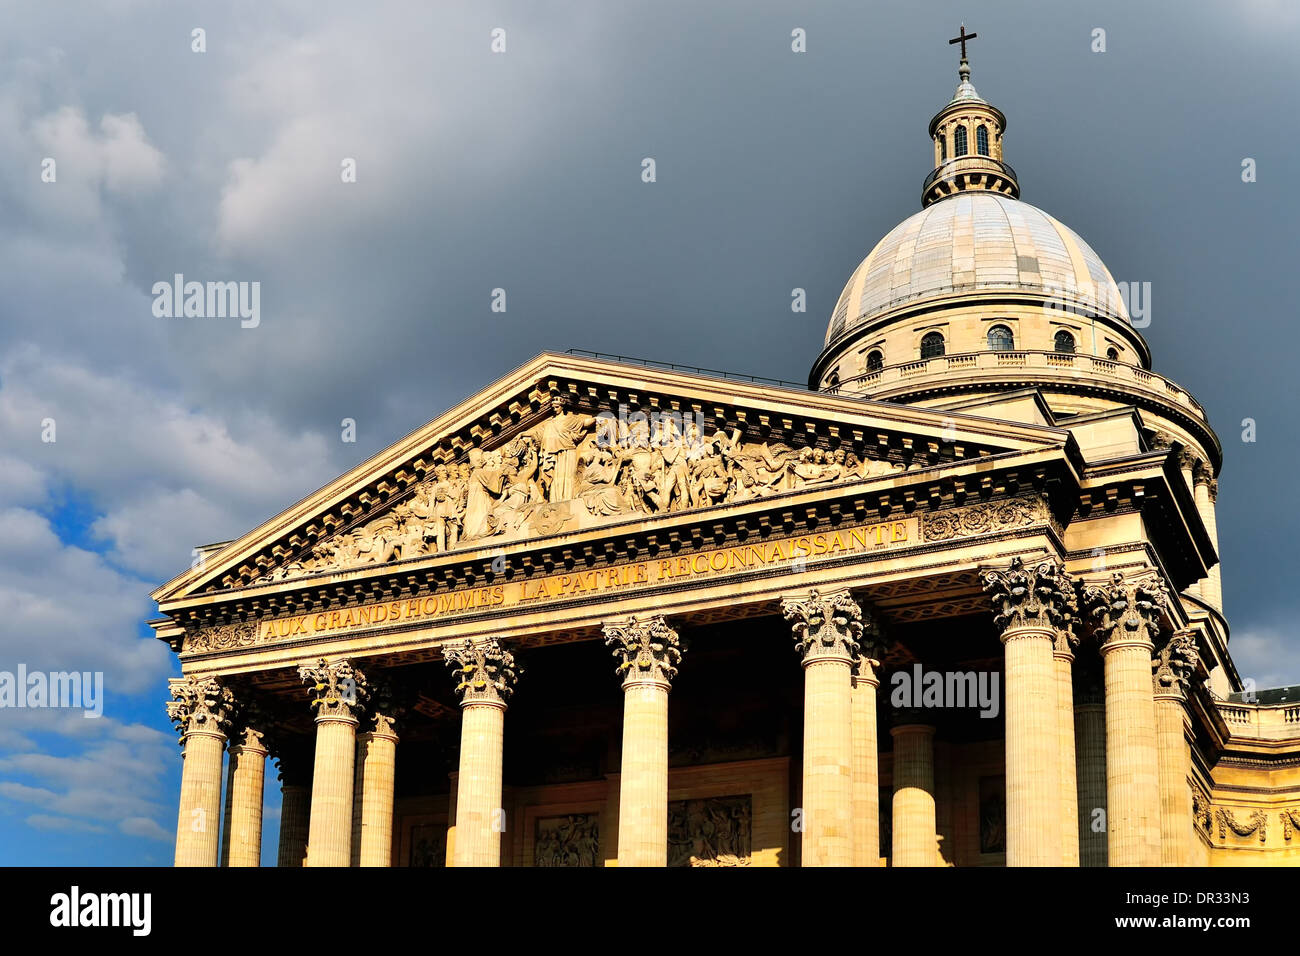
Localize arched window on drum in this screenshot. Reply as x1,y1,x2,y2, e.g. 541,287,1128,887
987,324,1015,351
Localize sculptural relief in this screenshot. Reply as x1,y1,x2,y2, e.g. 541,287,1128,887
255,401,910,584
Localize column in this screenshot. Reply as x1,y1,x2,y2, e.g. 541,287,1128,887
604,616,683,867
352,687,401,867
1194,465,1222,611
983,557,1072,866
444,771,458,867
273,736,312,868
278,785,310,867
300,658,368,867
1153,631,1199,867
851,617,886,866
167,676,234,867
1054,632,1080,866
891,721,937,867
782,589,862,867
224,723,269,867
446,638,520,867
1073,670,1108,867
1081,571,1166,866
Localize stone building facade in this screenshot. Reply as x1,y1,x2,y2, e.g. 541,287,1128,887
152,45,1300,867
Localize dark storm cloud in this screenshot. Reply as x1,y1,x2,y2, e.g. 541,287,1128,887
0,0,1293,681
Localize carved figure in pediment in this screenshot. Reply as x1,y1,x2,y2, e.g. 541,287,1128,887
539,395,599,502
657,416,701,512
617,419,670,514
730,441,794,494
429,464,461,553
490,456,546,534
792,447,839,487
575,446,628,517
690,442,733,507
463,448,506,540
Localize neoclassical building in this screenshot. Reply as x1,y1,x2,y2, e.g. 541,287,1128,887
152,40,1300,868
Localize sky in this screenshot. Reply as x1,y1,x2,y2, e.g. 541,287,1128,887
0,0,1295,865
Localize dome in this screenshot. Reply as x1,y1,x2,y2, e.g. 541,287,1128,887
825,193,1129,347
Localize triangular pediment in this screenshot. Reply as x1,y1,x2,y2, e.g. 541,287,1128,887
153,351,1073,605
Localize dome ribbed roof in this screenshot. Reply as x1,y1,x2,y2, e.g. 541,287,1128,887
825,193,1128,346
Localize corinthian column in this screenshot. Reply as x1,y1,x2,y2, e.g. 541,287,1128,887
982,556,1073,866
852,616,886,866
167,676,234,867
271,734,312,868
604,616,682,867
223,721,269,867
1073,667,1108,867
1054,631,1080,866
1153,630,1199,867
782,589,862,867
299,658,368,867
1081,571,1168,866
445,638,520,867
352,682,403,867
890,719,937,867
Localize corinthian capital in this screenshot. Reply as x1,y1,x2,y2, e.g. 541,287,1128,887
444,638,520,706
981,556,1074,637
782,589,863,665
604,616,682,687
298,658,368,720
1153,630,1200,699
166,676,235,744
1079,570,1170,650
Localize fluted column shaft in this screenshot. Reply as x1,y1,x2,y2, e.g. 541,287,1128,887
174,729,226,867
225,733,268,867
617,679,670,866
453,702,506,866
277,784,310,867
852,665,881,866
890,723,937,866
353,726,399,867
999,624,1063,865
1154,696,1192,866
1054,643,1080,866
801,656,854,866
1101,638,1161,865
306,714,359,866
1074,693,1108,866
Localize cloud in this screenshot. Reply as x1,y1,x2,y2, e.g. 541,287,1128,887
0,717,176,839
26,813,107,834
119,816,172,842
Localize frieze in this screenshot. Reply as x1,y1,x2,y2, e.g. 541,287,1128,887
920,496,1051,542
183,517,918,654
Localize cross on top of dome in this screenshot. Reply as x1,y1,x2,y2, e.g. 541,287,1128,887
947,23,984,103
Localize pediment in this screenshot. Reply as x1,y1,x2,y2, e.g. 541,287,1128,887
152,352,1072,604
